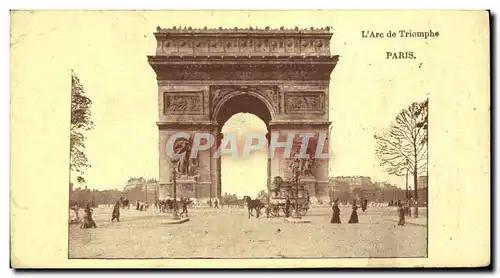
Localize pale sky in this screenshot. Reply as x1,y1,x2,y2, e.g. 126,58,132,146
10,11,435,194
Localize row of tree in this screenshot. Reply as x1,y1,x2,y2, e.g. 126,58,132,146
70,185,158,208
335,182,427,205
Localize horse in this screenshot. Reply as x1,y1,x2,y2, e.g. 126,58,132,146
243,196,265,218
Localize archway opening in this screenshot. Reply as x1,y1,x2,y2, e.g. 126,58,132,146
220,114,268,199
215,92,272,200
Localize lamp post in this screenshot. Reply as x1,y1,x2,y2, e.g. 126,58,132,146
171,166,180,219
292,171,302,219
160,163,190,224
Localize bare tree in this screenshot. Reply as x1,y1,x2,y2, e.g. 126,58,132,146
374,100,428,217
415,98,428,144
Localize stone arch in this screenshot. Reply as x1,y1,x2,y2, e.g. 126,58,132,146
212,91,273,198
148,27,338,203
212,89,274,126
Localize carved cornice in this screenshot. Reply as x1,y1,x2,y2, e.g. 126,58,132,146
148,55,339,81
159,181,212,185
156,120,332,129
156,26,332,34
269,121,332,127
148,55,338,65
157,80,330,86
152,26,334,57
157,121,217,130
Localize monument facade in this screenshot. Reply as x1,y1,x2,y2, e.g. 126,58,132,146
148,26,339,202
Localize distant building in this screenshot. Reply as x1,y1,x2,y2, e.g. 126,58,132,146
417,175,428,204
332,176,375,191
123,177,159,203
123,178,158,193
328,176,378,203
418,176,428,189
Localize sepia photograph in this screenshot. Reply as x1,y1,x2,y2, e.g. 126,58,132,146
10,10,490,268
67,14,428,259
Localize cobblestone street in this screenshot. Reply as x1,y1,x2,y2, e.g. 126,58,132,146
69,206,427,259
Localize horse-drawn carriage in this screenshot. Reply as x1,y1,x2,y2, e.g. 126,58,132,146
266,176,310,217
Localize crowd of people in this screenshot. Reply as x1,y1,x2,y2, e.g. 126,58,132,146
70,195,413,229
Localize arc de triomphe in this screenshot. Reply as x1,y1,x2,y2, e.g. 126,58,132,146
148,26,339,203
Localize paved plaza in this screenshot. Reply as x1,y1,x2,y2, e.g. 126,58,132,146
69,206,427,259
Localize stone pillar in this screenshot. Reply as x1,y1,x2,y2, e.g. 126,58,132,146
266,132,271,188
314,128,330,204
268,126,285,181
208,130,224,201
158,128,173,199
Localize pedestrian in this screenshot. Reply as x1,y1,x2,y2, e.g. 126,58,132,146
111,201,120,222
285,195,291,218
361,198,368,212
330,198,341,224
348,200,359,224
397,200,406,226
180,198,189,218
70,205,81,225
214,199,219,209
81,203,97,229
